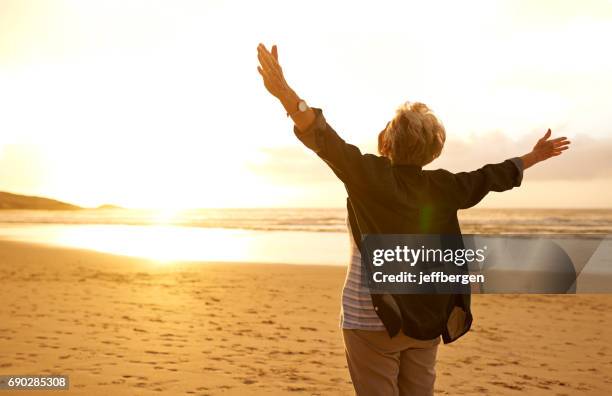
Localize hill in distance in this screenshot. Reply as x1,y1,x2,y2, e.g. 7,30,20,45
0,191,121,210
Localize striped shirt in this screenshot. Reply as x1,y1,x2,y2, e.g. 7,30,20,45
340,217,386,330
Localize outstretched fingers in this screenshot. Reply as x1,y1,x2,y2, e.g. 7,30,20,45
549,137,571,149
553,140,571,148
257,46,273,72
256,44,271,70
547,137,570,146
272,44,278,61
549,138,571,157
257,44,282,78
552,146,569,153
551,149,567,157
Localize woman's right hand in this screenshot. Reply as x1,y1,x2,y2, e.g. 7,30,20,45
257,43,291,99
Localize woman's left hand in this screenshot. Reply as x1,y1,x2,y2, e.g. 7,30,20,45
521,129,571,169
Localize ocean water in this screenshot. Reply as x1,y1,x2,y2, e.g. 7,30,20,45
1,208,612,233
0,208,610,265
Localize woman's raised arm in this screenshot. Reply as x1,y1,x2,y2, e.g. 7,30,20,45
256,43,315,132
256,43,388,193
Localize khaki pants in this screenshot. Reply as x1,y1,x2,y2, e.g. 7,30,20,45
342,329,440,396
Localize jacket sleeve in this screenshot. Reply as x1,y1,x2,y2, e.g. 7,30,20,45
293,107,386,191
451,158,524,209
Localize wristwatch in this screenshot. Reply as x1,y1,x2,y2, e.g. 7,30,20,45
286,99,309,117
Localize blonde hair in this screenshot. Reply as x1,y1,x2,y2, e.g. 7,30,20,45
378,102,446,166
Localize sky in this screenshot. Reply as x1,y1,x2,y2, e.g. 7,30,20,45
0,0,611,208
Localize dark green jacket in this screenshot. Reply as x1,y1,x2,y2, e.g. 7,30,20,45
294,107,523,343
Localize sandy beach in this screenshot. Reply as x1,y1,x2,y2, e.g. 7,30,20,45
1,240,612,395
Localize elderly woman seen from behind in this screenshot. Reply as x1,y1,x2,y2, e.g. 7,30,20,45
257,43,570,396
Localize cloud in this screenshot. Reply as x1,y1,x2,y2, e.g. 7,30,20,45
432,133,612,181
250,133,612,185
